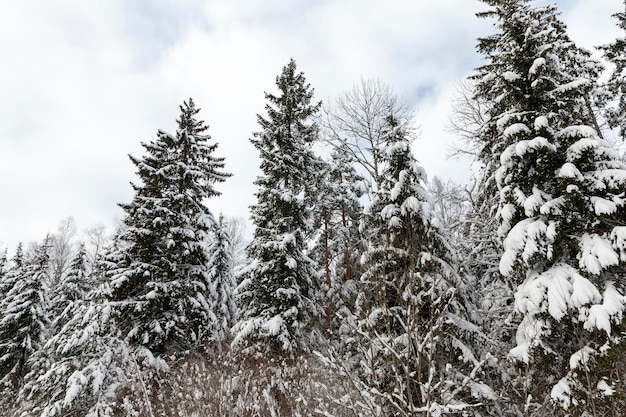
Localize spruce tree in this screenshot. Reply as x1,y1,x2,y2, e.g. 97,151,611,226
0,239,50,385
0,247,9,307
108,98,230,354
313,147,365,335
50,242,91,323
353,114,491,414
475,0,626,413
207,214,237,344
600,1,626,140
232,59,322,359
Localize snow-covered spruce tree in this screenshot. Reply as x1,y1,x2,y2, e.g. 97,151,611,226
207,214,237,345
312,146,365,335
50,242,91,325
0,247,9,307
475,0,626,413
232,59,322,359
473,0,606,202
108,98,230,355
230,59,325,416
0,239,50,388
0,244,23,410
600,1,626,141
22,291,167,417
22,237,162,417
351,114,492,415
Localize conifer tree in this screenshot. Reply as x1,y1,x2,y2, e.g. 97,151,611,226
232,59,322,359
352,114,491,415
475,0,626,413
207,214,237,344
51,242,91,322
0,247,9,305
313,147,365,334
0,239,50,385
600,1,626,140
108,98,230,355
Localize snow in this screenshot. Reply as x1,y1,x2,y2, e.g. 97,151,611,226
556,162,582,179
499,203,516,233
566,184,579,193
571,273,601,307
380,204,398,221
64,370,87,406
385,141,408,156
538,196,565,216
523,188,544,216
509,341,531,363
285,257,297,269
400,196,421,215
529,57,545,75
594,169,626,189
578,233,619,275
597,379,615,396
279,233,296,250
590,196,617,215
534,115,549,130
502,71,521,81
502,123,530,138
551,378,571,409
500,219,533,275
500,218,557,275
565,137,598,161
603,282,625,311
586,304,612,333
611,226,626,261
546,272,572,321
581,283,625,334
553,78,590,93
569,346,594,370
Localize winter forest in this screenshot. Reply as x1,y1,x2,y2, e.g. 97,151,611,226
2,1,626,416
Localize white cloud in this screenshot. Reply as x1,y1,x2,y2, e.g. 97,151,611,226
0,0,621,252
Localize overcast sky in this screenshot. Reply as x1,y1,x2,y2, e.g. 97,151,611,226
0,0,622,253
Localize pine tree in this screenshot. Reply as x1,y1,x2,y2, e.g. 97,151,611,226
475,0,626,413
108,98,230,355
232,59,322,359
207,214,237,345
0,239,50,386
600,1,626,140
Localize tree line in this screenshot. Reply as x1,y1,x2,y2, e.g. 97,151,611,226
1,1,626,415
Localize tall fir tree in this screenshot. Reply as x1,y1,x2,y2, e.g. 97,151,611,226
474,0,626,413
232,59,323,359
108,98,230,355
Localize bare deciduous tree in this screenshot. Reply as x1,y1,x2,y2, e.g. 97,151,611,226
321,78,416,193
83,223,109,273
223,215,247,270
445,79,488,159
50,217,77,284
